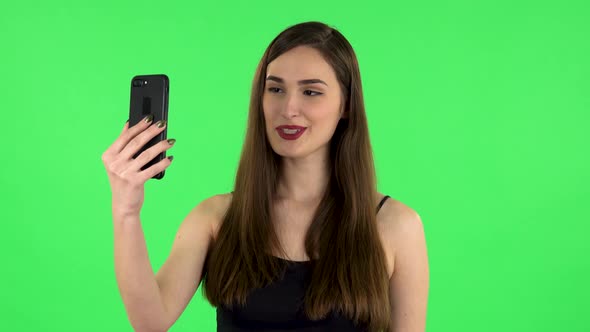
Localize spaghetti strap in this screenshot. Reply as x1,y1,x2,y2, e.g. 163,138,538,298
376,195,390,214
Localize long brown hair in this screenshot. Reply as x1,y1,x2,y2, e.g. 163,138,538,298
202,21,390,331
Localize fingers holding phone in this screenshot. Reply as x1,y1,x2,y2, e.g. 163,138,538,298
124,116,175,178
102,115,175,217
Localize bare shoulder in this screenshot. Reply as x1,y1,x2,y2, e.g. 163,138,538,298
176,192,232,244
376,194,425,265
208,192,233,239
377,194,422,230
194,192,232,217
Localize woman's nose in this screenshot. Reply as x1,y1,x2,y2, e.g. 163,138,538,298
281,94,301,118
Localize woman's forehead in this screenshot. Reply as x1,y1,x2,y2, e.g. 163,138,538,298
266,47,337,84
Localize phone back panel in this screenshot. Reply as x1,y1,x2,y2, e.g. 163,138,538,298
128,74,169,180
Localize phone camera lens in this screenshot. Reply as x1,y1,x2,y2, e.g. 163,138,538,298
133,79,142,87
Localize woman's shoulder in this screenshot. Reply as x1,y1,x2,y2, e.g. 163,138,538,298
377,192,418,217
207,192,233,239
211,192,233,211
376,192,420,224
375,192,423,255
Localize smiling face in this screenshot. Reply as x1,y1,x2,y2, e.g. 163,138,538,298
262,45,347,159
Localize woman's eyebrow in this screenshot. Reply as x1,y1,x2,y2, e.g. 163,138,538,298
266,75,328,86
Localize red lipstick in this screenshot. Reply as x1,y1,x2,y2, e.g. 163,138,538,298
276,125,307,140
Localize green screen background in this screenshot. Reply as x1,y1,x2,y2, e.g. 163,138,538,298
1,0,588,331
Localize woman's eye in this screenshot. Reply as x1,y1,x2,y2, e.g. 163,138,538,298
304,90,322,96
267,87,321,96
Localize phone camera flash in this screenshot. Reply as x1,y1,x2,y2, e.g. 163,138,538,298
144,80,148,85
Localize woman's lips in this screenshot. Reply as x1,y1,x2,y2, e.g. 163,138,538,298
276,126,307,140
276,125,306,130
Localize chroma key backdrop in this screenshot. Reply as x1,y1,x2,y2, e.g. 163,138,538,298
0,0,588,331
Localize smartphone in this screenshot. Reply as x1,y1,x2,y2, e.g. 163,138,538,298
128,74,169,180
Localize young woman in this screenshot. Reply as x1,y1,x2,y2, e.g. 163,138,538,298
104,21,429,332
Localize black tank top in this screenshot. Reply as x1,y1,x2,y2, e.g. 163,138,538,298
216,195,391,332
